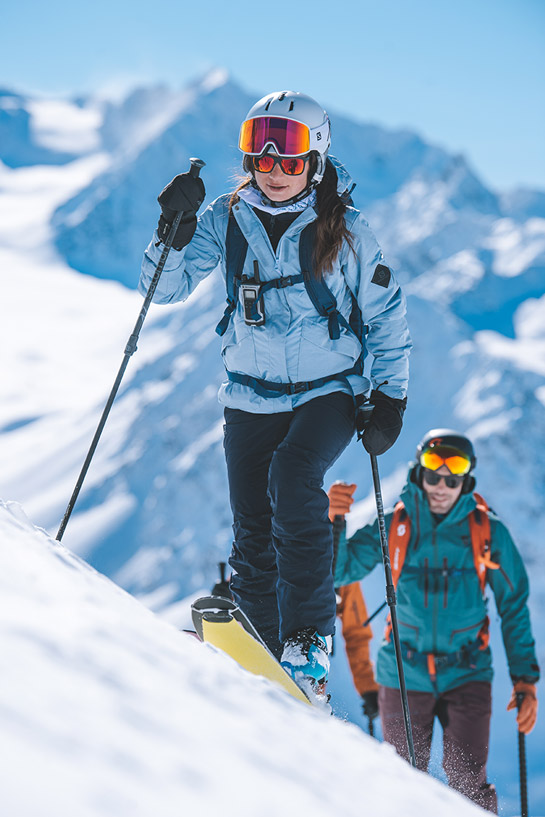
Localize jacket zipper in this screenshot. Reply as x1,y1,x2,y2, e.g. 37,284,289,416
432,528,438,652
443,557,448,608
424,558,429,608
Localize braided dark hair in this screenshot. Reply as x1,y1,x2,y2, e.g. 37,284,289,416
313,157,355,278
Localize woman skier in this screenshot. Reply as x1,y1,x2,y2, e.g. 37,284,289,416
140,90,411,701
330,430,539,809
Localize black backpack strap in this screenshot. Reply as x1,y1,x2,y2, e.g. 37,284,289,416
227,368,360,399
216,209,249,336
298,221,354,341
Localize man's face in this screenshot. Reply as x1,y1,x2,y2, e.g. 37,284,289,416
421,465,464,514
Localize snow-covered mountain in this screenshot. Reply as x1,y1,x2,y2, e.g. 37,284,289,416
1,70,544,814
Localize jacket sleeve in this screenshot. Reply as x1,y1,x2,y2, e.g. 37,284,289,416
337,582,378,695
342,212,411,400
334,516,383,587
138,199,225,304
488,518,540,683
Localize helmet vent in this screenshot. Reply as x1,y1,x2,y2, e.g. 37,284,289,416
278,92,287,101
288,100,295,111
264,98,272,111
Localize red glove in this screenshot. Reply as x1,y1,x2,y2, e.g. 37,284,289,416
507,681,538,734
327,482,357,522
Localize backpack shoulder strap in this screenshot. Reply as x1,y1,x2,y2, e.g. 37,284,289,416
299,221,358,342
225,208,248,301
216,209,249,336
388,501,411,587
468,492,499,594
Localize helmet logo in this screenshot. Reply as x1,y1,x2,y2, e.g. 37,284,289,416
428,438,443,448
316,131,322,140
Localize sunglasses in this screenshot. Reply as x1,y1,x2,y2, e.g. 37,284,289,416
251,154,309,176
239,116,310,157
419,446,472,476
422,469,465,489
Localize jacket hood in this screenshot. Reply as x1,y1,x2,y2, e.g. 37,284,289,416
328,155,355,199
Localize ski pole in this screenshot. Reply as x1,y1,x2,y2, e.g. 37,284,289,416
56,158,206,542
358,404,417,768
516,691,529,817
218,561,227,585
362,600,387,628
332,513,345,575
330,511,346,658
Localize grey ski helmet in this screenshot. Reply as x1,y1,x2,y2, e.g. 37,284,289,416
412,429,476,494
239,90,331,187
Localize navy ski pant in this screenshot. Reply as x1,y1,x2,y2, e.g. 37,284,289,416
379,682,497,813
224,392,355,659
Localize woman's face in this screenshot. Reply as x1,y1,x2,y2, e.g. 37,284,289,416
254,158,310,202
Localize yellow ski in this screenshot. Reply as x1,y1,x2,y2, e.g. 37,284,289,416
191,596,310,705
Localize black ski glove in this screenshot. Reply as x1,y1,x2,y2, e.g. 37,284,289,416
157,172,206,250
361,691,379,721
360,390,407,455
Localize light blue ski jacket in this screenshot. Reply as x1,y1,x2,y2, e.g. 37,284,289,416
139,161,411,413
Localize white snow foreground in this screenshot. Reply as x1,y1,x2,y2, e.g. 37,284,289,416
0,501,485,817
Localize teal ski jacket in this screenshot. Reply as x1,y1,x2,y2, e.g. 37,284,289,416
139,161,411,414
334,475,540,694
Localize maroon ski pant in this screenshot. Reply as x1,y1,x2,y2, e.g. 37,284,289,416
379,682,497,813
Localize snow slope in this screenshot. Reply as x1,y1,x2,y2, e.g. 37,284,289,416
0,500,486,817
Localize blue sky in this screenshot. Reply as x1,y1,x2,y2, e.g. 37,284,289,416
2,0,544,191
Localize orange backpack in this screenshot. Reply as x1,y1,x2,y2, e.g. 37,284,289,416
387,492,500,654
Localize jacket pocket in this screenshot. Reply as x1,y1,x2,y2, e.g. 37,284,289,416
448,618,486,646
221,317,258,374
296,318,361,381
398,619,420,639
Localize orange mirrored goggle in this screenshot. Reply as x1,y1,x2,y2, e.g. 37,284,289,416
419,446,472,475
239,116,311,156
251,154,309,176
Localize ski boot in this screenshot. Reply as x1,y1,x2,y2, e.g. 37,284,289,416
281,628,332,708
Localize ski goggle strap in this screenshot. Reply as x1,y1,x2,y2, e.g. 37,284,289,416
419,445,472,475
239,117,311,156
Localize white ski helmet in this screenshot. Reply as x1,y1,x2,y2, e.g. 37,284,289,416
239,90,331,185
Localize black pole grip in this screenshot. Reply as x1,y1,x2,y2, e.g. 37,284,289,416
189,157,206,178
356,402,374,441
358,404,374,426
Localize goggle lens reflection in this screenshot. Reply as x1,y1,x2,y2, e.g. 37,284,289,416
239,117,311,156
251,154,308,175
420,446,471,475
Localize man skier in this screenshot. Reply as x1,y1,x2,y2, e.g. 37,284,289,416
330,429,539,813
